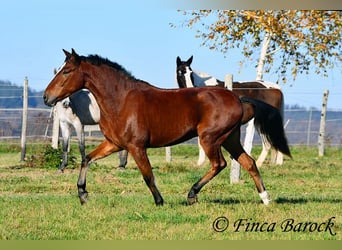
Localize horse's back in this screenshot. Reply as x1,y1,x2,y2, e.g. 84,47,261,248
233,82,283,109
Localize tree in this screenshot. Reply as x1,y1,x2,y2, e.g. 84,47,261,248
174,11,342,182
176,10,342,82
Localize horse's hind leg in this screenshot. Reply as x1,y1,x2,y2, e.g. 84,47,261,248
128,145,163,206
223,130,271,205
256,136,271,167
197,138,206,166
77,139,119,205
187,138,227,205
118,150,128,169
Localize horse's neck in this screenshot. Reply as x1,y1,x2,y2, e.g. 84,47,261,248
84,67,149,117
192,71,219,87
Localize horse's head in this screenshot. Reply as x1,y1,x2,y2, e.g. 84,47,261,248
43,49,85,107
176,56,194,88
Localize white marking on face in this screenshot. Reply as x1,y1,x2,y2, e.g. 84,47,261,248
49,62,66,82
184,66,194,88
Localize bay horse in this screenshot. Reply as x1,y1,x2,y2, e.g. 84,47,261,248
176,56,285,167
55,89,128,172
44,49,291,206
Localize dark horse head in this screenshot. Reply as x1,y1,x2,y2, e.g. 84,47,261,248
176,56,194,88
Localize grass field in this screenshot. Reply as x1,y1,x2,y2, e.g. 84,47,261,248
0,143,341,240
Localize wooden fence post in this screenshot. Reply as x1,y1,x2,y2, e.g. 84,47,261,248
165,146,172,162
20,77,28,161
318,90,329,157
225,74,240,184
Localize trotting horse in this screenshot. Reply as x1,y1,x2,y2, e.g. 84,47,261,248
44,49,291,206
176,56,285,167
56,89,128,172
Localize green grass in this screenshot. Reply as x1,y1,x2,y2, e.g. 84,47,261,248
0,143,341,239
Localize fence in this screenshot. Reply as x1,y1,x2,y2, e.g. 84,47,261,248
1,106,341,146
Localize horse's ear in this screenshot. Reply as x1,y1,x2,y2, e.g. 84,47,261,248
71,48,78,57
176,56,181,66
63,48,80,65
187,55,193,65
63,49,71,58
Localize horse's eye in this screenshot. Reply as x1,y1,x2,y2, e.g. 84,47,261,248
177,70,182,76
63,70,70,75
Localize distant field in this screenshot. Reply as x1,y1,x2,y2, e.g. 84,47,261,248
0,143,341,239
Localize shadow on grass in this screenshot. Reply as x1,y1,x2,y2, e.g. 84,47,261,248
276,197,342,204
189,197,342,206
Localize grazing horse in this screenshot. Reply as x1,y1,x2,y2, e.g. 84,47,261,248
56,89,128,172
176,56,285,167
44,49,291,206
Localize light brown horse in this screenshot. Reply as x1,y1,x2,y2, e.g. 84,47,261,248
44,49,291,206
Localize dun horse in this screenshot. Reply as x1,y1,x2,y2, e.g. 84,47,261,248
44,49,291,206
176,56,285,167
56,89,128,172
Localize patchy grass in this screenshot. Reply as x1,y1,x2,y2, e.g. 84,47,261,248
0,143,341,239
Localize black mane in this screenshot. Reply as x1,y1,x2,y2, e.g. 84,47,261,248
81,54,136,80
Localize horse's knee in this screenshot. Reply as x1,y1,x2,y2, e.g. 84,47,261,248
211,157,227,172
238,153,257,172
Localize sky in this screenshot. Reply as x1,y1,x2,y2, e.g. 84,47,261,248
0,0,341,109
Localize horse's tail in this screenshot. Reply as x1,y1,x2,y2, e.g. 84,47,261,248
240,96,292,158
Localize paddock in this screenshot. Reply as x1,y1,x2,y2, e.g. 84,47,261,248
0,143,340,239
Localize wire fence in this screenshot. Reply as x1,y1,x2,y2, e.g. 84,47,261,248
0,107,341,147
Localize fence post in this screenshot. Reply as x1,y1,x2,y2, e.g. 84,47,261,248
225,74,240,184
165,146,172,162
20,77,28,161
306,109,313,146
318,90,329,157
51,106,59,149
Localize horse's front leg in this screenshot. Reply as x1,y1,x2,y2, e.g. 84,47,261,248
59,122,71,173
77,139,119,205
74,123,86,164
128,145,164,206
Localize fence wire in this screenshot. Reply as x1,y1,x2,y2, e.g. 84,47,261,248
0,108,341,146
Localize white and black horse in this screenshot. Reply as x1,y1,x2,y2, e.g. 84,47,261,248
176,56,285,167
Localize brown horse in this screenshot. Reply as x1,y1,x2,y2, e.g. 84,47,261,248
176,56,285,167
44,49,291,206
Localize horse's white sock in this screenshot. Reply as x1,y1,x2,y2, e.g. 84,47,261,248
259,191,271,205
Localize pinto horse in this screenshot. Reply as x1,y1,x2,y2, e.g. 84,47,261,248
56,89,128,172
176,56,285,167
44,49,291,206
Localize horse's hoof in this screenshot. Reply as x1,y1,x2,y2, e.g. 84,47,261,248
56,169,64,174
187,195,198,205
116,166,126,171
79,192,88,205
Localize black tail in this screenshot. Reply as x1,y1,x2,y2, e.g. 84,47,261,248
240,96,292,158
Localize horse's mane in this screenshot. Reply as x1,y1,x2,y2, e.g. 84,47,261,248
81,54,136,80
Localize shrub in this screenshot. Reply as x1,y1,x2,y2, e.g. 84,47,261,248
25,145,79,170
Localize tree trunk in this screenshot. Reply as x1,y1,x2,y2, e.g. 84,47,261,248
244,33,271,160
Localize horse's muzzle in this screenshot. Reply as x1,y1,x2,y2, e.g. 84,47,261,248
43,93,57,107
